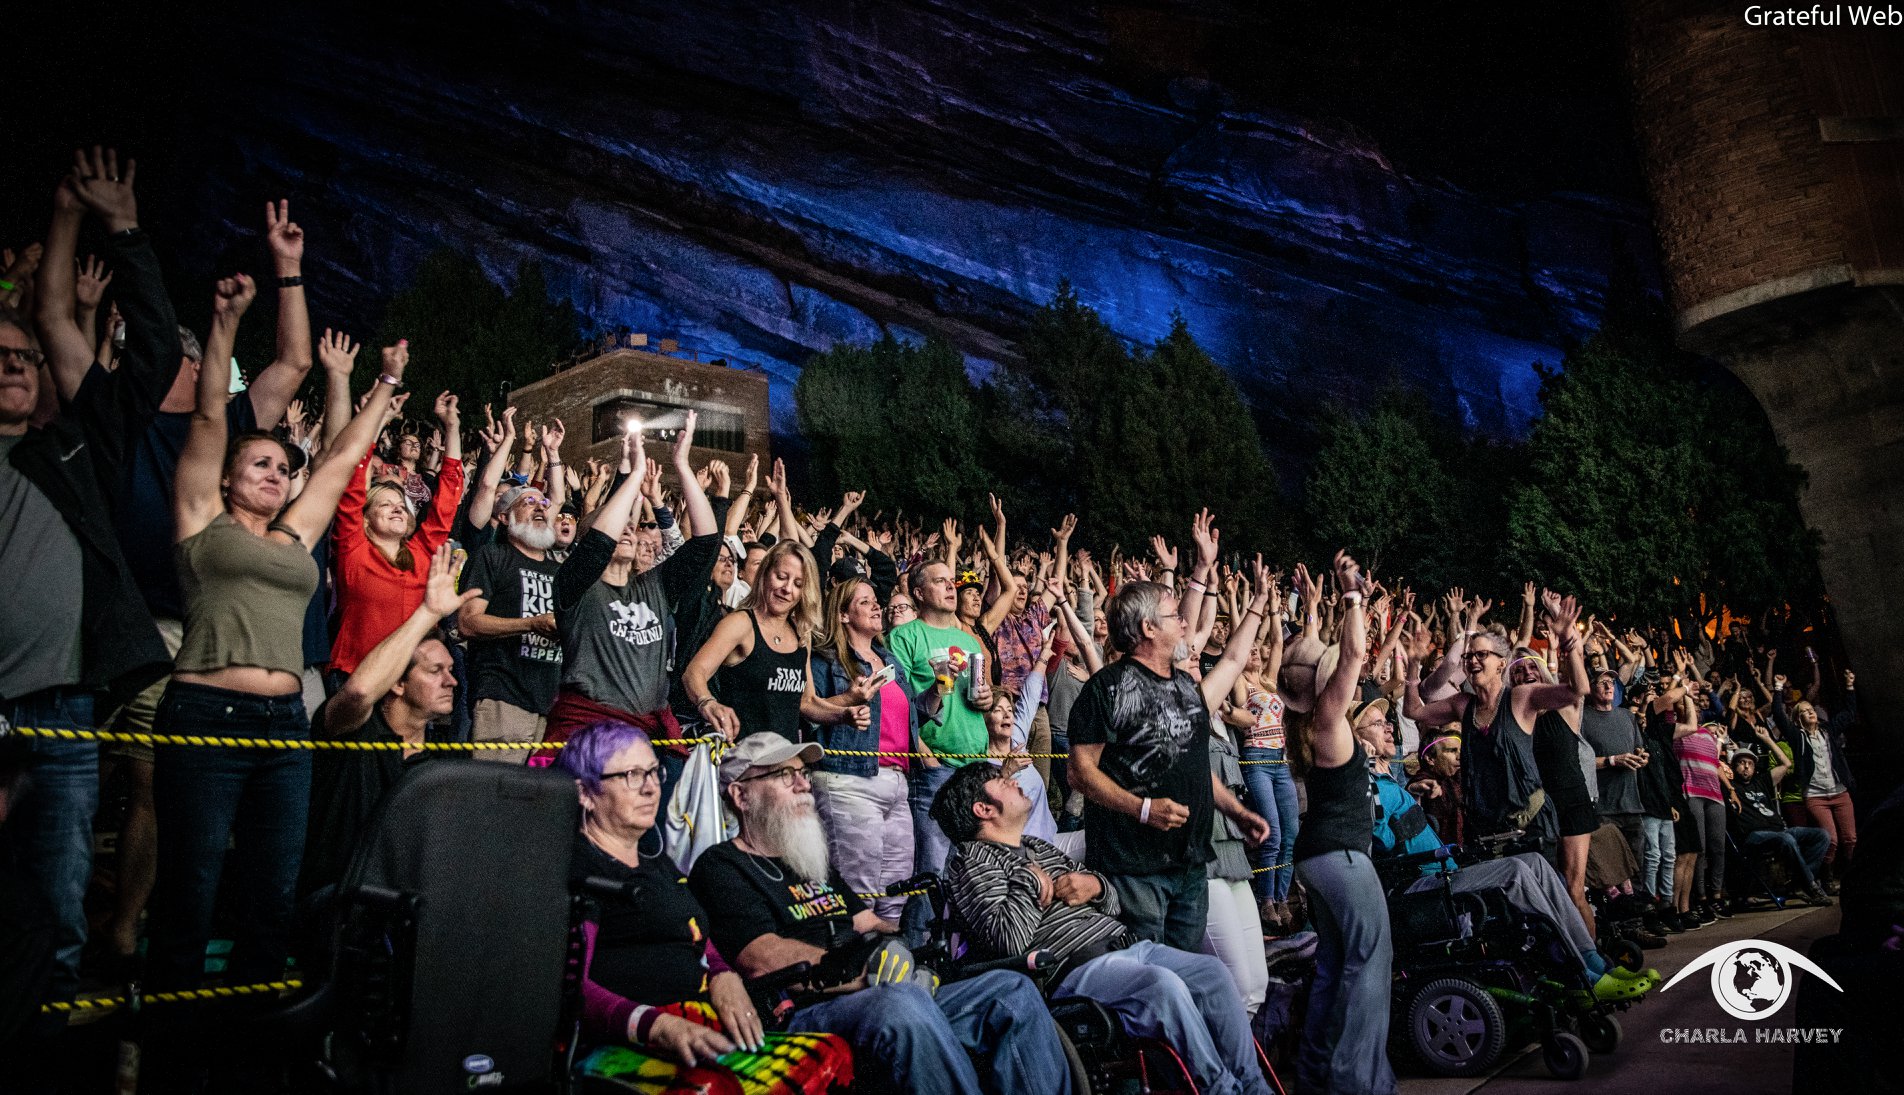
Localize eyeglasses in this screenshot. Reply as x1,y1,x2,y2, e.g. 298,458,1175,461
738,765,810,787
637,521,659,530
601,764,664,789
512,495,552,510
1462,650,1504,662
0,345,46,368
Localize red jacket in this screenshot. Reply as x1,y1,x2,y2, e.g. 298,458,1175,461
328,455,465,674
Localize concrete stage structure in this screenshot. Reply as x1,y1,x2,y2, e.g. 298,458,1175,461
506,334,772,492
1625,3,1903,772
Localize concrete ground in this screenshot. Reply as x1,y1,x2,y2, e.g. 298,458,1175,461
1397,901,1841,1095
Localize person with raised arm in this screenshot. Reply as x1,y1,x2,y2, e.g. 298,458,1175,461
147,269,405,999
0,150,181,1007
329,375,466,678
301,545,479,898
1289,550,1396,1095
1065,512,1270,952
543,415,720,795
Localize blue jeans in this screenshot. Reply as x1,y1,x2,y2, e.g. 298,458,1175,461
1743,827,1830,888
1294,850,1397,1095
0,687,98,1002
1640,814,1676,902
788,973,1070,1095
1241,747,1298,901
148,682,312,991
1108,863,1210,952
1056,940,1272,1095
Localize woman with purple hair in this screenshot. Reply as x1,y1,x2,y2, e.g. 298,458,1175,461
559,721,852,1093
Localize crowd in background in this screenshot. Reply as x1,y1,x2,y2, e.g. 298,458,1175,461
0,150,1880,1095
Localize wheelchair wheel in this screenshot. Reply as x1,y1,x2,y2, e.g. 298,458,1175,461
1580,1012,1622,1055
1543,1030,1590,1081
1606,937,1645,973
1406,977,1509,1077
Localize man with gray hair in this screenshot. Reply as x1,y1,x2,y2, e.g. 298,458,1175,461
1067,515,1272,950
457,480,563,758
687,733,1074,1095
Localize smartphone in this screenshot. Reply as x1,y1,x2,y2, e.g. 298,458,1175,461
1042,620,1058,642
866,663,898,689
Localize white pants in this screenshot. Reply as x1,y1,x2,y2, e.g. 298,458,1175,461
812,768,915,922
1201,877,1269,1016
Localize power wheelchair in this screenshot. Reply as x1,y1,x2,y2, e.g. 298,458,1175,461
1376,833,1645,1082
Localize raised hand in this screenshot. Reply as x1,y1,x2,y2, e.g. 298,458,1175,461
318,328,359,374
68,146,138,232
1465,595,1492,631
742,452,759,495
380,341,410,383
708,459,731,495
767,456,790,500
74,255,111,309
541,416,566,455
1541,589,1581,639
1052,513,1077,545
433,391,460,428
1190,508,1221,569
1522,580,1537,606
423,543,482,618
212,274,257,322
1332,548,1363,594
672,409,698,465
1149,535,1178,572
263,199,304,272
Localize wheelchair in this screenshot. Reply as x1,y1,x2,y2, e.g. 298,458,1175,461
902,871,1289,1095
1376,834,1643,1082
246,762,852,1095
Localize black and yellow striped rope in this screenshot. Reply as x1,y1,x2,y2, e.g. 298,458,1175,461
6,727,1286,763
42,979,305,1015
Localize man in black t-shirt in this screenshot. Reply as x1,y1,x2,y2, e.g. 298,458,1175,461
303,546,475,898
687,734,1070,1095
1727,749,1832,907
1068,538,1272,952
459,483,564,761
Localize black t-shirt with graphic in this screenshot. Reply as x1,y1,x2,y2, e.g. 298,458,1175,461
1069,658,1215,875
462,541,563,713
572,834,713,1005
1729,769,1785,837
686,841,866,964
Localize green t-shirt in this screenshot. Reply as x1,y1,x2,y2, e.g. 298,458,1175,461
887,619,988,765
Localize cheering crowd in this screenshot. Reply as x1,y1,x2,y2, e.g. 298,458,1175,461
0,152,1874,1094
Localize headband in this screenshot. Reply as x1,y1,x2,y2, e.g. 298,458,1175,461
1423,734,1461,755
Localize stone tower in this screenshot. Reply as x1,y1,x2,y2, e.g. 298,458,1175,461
1625,2,1903,750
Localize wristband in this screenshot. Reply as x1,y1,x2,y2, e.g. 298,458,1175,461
1184,580,1207,593
1139,798,1152,824
695,696,719,710
377,373,401,387
1342,591,1364,605
277,275,304,288
0,280,14,293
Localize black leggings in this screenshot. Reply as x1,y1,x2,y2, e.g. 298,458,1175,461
1684,796,1727,898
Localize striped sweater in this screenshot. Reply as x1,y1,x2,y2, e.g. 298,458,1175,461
944,837,1132,961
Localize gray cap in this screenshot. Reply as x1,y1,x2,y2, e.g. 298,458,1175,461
495,484,547,516
718,732,824,785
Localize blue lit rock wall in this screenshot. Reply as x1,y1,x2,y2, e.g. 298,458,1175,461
179,0,1656,434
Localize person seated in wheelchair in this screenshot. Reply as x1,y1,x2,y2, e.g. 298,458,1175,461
1726,742,1834,907
558,721,854,1093
931,761,1274,1095
686,732,1075,1095
1357,708,1658,1002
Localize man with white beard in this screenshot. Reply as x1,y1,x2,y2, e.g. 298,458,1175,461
688,733,1076,1095
457,482,563,760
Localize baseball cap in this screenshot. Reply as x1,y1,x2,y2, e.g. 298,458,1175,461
718,732,824,785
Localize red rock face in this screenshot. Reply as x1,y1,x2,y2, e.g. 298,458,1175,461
86,3,1655,439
